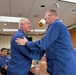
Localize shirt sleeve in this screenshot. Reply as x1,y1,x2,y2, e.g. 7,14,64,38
17,45,44,60
12,35,44,60
0,58,7,68
26,23,60,51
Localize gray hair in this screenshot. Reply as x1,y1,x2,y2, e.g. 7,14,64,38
46,9,58,16
19,18,29,28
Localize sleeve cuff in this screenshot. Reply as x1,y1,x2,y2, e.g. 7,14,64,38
26,41,32,46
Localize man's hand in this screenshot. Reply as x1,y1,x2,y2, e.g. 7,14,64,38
15,36,28,46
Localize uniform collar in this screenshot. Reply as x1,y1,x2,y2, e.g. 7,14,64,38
46,19,60,31
18,29,28,39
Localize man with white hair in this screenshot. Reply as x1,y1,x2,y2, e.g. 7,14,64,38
16,9,76,75
7,18,44,75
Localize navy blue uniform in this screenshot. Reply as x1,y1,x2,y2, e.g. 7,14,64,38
0,55,10,68
7,29,44,75
25,19,76,75
0,55,10,75
0,57,6,68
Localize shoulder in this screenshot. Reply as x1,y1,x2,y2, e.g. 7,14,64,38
48,21,61,30
51,20,66,30
12,30,26,39
52,20,62,26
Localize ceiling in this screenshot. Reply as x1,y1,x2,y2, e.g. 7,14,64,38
0,0,76,35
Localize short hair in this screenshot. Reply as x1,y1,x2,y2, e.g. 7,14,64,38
19,18,28,28
1,48,8,52
46,9,58,16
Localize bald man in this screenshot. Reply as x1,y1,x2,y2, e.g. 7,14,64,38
7,18,44,75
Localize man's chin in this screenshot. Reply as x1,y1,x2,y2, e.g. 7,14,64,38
26,30,31,33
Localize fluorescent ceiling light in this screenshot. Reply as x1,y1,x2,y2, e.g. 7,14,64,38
3,29,46,32
34,29,46,32
60,0,76,3
30,29,46,32
3,29,18,32
0,16,25,23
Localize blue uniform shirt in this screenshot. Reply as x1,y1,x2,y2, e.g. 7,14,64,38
25,19,76,75
0,55,10,68
7,29,44,75
0,56,6,68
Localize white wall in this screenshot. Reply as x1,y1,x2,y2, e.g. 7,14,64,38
0,35,11,49
0,35,43,49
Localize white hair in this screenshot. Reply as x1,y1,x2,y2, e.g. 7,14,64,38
19,18,29,28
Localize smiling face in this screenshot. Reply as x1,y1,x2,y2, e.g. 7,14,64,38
19,18,32,33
